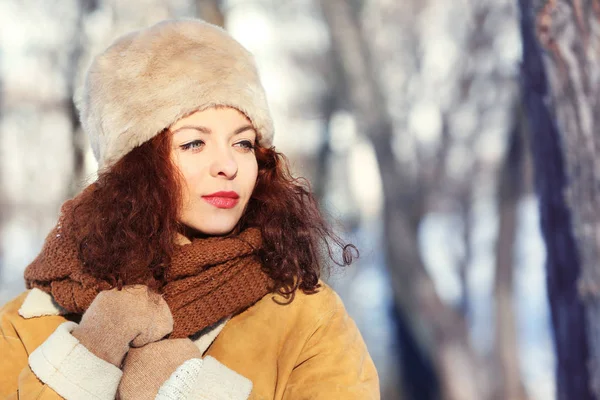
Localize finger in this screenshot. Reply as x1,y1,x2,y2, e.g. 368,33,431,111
130,301,173,347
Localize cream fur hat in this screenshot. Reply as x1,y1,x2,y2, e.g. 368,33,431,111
77,18,274,169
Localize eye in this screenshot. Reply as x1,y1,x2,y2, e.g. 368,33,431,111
234,140,255,151
180,140,205,151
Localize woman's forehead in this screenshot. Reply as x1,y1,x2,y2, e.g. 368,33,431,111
170,107,254,133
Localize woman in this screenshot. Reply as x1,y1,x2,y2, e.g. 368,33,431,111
0,18,379,400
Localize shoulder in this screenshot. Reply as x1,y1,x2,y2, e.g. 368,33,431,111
286,280,346,324
2,288,66,319
228,279,346,336
206,279,356,379
0,289,69,353
0,291,29,325
268,279,343,314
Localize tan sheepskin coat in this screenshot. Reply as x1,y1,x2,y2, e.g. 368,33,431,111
0,280,380,399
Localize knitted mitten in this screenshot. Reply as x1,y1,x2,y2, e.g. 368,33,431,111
118,338,202,400
71,285,173,367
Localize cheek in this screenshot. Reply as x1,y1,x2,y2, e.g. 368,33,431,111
176,158,205,200
244,158,259,192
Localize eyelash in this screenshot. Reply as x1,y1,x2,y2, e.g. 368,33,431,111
180,140,204,151
236,140,255,151
179,140,255,152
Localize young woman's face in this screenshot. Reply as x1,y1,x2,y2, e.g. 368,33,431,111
170,107,258,237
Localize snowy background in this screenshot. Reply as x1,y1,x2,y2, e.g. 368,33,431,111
0,0,554,398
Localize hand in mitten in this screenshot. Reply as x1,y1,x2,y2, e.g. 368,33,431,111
118,338,202,400
71,284,173,367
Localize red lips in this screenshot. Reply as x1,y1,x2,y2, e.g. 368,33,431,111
204,191,239,198
202,191,240,209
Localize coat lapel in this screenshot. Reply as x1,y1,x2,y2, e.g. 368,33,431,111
18,288,65,318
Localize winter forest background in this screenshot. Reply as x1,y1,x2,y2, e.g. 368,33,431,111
1,0,599,399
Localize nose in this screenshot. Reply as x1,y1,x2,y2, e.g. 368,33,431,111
209,148,238,179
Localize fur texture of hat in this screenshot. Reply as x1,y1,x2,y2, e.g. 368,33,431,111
77,18,274,168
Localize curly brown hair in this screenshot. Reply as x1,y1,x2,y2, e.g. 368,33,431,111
72,129,358,297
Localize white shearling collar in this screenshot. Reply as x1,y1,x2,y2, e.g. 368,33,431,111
18,288,227,355
18,288,66,318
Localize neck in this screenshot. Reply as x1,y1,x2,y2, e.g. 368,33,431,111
174,232,192,245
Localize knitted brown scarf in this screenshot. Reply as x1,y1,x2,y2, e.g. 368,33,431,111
24,188,273,338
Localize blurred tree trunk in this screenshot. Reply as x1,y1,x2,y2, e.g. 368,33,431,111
313,93,335,203
320,1,488,399
492,104,528,400
456,182,473,318
196,0,224,27
519,0,597,398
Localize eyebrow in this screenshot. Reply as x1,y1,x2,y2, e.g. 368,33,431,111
171,124,255,136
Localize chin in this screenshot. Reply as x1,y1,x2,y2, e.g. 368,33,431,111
183,218,240,237
198,225,237,236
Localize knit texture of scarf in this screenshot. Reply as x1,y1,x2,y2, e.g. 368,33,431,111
23,188,273,338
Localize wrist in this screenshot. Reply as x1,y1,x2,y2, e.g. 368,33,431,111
118,339,203,399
